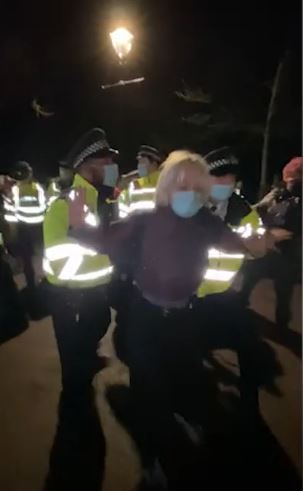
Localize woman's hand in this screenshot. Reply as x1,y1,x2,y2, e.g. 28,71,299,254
68,188,86,229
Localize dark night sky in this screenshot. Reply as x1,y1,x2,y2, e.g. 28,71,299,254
0,0,301,192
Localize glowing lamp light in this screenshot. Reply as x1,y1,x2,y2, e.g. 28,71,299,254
110,27,134,61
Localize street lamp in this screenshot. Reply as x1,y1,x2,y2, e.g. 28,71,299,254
110,27,134,62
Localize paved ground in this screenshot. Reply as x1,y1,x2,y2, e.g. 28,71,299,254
0,277,301,491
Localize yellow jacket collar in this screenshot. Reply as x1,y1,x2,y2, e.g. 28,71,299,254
73,174,98,210
137,170,160,188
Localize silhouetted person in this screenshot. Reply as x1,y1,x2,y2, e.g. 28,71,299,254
241,157,302,331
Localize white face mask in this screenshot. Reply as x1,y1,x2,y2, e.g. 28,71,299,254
103,163,119,188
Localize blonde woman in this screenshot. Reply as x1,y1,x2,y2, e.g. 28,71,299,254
68,150,285,486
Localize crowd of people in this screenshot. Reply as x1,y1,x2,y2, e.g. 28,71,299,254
0,128,301,490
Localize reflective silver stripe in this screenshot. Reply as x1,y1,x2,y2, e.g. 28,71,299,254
119,210,129,218
129,201,155,212
16,205,46,214
204,269,236,281
118,203,130,213
44,244,113,282
43,258,54,275
59,254,83,280
232,223,253,238
69,266,114,282
3,199,15,212
208,248,244,259
129,187,156,196
84,211,98,227
47,196,57,207
4,214,18,223
16,214,44,224
45,244,97,261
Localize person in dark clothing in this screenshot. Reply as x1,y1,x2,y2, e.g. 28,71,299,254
241,157,302,331
0,175,28,341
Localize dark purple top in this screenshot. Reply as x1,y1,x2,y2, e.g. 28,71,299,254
73,206,245,306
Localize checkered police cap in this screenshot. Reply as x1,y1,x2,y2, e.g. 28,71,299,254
205,147,239,175
65,128,118,169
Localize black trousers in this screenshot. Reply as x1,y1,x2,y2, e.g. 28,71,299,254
17,223,42,289
240,252,299,329
44,285,110,491
194,291,260,409
48,284,111,393
0,250,28,341
123,291,204,487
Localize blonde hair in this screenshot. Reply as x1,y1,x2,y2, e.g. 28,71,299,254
155,150,210,207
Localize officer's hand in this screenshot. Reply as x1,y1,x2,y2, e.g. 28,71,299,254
68,188,86,229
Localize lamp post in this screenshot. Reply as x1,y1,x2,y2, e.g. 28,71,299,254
110,27,134,63
102,26,144,90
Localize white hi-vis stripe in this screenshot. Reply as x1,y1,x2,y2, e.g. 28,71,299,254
68,266,113,282
4,214,18,223
43,257,54,275
118,202,130,218
204,269,236,282
233,223,253,238
208,248,244,259
129,201,155,212
119,203,130,213
59,253,83,280
129,187,156,196
47,196,57,207
16,214,44,224
45,244,97,261
3,200,15,212
17,205,46,214
44,244,113,282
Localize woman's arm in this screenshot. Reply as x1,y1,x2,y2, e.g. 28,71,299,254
69,214,142,258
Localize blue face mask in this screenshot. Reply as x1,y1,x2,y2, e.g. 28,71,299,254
103,163,119,188
210,184,234,201
171,191,203,218
138,162,149,178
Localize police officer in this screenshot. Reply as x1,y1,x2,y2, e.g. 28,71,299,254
8,161,46,290
198,147,263,298
43,128,119,396
0,175,28,340
43,129,120,490
195,147,268,415
118,144,162,218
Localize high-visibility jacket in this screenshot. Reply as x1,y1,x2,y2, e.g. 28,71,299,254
43,174,113,289
4,181,46,224
118,170,160,218
197,193,264,298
